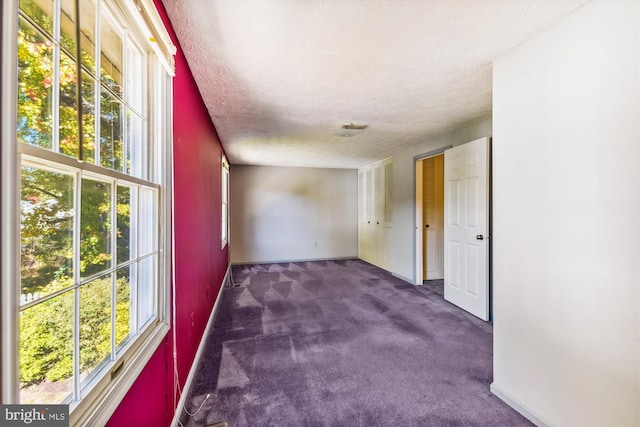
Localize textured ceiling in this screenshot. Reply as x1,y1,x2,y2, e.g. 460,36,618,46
162,0,587,169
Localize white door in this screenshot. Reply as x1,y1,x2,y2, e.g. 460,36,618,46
444,137,490,320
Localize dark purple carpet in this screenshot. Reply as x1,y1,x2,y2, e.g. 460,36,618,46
179,259,531,427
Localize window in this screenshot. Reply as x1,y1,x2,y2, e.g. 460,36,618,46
221,155,230,248
2,0,175,423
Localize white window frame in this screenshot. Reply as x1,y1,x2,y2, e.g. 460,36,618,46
221,155,230,249
1,0,175,425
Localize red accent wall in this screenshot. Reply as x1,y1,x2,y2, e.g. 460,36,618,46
106,1,229,425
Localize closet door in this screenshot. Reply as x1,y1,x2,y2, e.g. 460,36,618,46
374,164,384,227
424,155,444,280
358,159,393,271
358,171,365,258
365,169,374,227
383,160,393,227
381,160,393,269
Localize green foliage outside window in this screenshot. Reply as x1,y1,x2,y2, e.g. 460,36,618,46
20,275,131,387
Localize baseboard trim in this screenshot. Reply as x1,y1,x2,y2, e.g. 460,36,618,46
392,272,414,284
231,256,357,265
170,264,230,427
490,383,551,427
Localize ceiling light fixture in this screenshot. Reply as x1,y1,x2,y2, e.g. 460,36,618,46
339,122,368,137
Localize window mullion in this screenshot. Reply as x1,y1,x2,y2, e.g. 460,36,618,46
133,185,140,333
20,144,160,189
52,0,61,154
73,171,82,401
111,180,117,360
122,33,129,175
94,1,102,166
74,0,84,161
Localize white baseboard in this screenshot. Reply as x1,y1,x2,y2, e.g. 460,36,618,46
490,383,551,427
231,256,357,265
170,264,231,427
392,272,414,284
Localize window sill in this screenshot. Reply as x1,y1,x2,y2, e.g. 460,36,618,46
70,321,170,426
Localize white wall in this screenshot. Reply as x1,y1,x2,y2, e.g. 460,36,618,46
491,1,639,426
391,118,492,282
230,165,358,263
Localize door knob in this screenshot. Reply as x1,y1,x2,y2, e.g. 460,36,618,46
476,235,484,240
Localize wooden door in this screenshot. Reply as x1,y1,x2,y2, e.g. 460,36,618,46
423,155,444,280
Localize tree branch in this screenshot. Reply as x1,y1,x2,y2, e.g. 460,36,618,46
24,184,64,200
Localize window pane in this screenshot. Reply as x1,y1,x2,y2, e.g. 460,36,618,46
138,187,157,256
100,89,123,171
126,42,144,113
21,166,74,303
19,290,74,404
81,178,112,278
17,16,54,149
126,110,143,177
60,0,77,54
19,0,54,36
138,255,156,330
79,0,97,73
80,274,112,386
59,51,79,157
221,166,229,244
100,14,123,95
81,71,97,163
222,168,228,201
221,205,227,243
116,185,135,264
116,266,134,350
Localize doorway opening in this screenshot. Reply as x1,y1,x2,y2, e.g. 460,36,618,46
415,154,445,295
414,138,491,321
